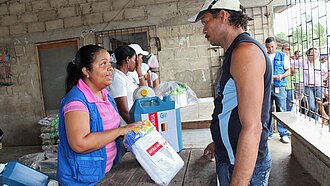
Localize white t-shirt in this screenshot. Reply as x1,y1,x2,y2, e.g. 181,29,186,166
127,71,139,85
109,69,138,110
149,72,158,88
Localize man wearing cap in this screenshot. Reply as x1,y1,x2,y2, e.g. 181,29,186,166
189,0,272,185
128,44,149,86
265,37,290,144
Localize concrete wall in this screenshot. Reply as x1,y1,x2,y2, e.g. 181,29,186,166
157,24,217,97
292,136,329,186
0,0,274,146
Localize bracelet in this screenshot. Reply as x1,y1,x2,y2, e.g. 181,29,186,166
138,76,144,80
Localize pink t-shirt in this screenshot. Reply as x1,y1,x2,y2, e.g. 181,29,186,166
303,59,327,86
63,79,120,172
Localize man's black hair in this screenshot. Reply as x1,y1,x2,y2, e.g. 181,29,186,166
209,9,249,29
265,37,276,43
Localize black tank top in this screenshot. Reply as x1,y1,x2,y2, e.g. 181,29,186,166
210,32,272,164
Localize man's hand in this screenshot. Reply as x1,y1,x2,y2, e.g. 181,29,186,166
273,74,282,81
203,142,215,162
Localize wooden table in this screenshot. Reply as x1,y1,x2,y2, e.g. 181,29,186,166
98,149,217,186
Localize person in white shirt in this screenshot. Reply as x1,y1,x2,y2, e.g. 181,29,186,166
127,44,149,86
141,63,160,89
109,46,145,123
265,37,291,143
303,48,328,121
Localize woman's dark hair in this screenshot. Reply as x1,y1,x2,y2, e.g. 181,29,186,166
66,45,105,93
306,47,318,56
114,46,136,67
210,9,249,29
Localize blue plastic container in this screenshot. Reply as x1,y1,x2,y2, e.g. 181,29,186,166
129,96,183,152
0,160,48,186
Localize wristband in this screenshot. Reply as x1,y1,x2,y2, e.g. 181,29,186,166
138,76,144,80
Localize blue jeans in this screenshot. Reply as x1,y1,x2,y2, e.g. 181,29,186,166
304,86,322,119
268,86,289,137
216,152,272,186
286,89,294,112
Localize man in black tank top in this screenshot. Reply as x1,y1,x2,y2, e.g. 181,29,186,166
189,0,272,185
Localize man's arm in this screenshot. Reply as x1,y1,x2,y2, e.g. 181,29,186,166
229,43,266,186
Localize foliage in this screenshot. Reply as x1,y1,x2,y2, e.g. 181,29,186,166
276,32,288,41
290,22,326,53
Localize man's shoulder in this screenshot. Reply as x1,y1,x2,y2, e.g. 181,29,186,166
234,42,264,57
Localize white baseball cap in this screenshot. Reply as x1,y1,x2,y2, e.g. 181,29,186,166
188,0,243,23
128,44,149,56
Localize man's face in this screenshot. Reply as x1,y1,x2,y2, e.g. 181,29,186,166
307,48,319,61
201,12,221,46
282,47,290,56
265,41,276,54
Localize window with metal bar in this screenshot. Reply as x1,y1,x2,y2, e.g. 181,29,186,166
282,0,329,129
95,26,156,53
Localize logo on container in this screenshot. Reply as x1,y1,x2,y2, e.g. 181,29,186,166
147,142,163,156
160,112,167,119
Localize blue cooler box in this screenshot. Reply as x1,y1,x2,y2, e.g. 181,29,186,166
0,160,49,186
130,96,183,152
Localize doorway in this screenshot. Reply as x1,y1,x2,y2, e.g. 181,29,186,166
37,39,79,115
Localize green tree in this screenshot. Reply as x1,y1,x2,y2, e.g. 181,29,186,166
276,32,288,41
291,27,307,52
308,22,326,47
290,22,325,53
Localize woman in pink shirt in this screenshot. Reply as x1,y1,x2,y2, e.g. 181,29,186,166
57,45,143,185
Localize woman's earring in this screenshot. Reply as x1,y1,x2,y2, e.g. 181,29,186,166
87,75,89,78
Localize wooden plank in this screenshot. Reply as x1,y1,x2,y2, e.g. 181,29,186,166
98,152,140,185
168,149,190,186
182,120,211,129
183,149,217,186
99,149,217,186
130,163,154,185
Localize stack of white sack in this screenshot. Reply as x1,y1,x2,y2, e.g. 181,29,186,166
124,120,184,186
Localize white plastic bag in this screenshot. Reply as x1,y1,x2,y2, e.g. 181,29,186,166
124,120,184,186
155,81,198,107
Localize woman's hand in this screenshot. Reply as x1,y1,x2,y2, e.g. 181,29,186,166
135,55,143,76
136,55,143,68
119,121,144,135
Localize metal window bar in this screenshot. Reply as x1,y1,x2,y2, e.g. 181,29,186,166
94,25,160,79
286,0,330,131
95,26,156,53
